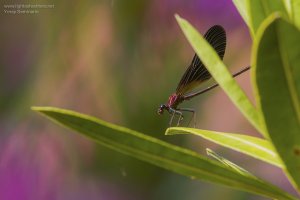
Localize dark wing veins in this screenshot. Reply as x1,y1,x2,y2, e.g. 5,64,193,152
175,25,226,95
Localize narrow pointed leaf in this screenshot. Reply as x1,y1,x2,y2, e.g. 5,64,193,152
232,0,300,37
248,0,287,35
232,0,253,36
206,148,254,178
282,0,300,28
166,127,283,168
32,106,297,200
283,0,292,18
290,0,300,29
175,14,266,136
253,15,300,190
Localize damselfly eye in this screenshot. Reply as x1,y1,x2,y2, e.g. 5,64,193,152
157,105,165,115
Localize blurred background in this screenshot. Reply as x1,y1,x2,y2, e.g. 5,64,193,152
0,0,296,199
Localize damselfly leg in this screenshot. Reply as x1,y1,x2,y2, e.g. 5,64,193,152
177,108,196,127
168,108,183,126
168,108,196,127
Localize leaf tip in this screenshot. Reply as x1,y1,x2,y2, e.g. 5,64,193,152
174,13,181,21
31,106,42,111
174,14,186,26
206,148,213,156
165,128,172,135
31,106,54,114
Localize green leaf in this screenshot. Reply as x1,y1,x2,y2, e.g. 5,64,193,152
253,15,300,190
283,0,293,18
282,0,300,27
290,0,300,29
249,0,287,35
232,0,253,36
175,14,266,136
233,0,288,38
32,106,298,200
166,127,283,168
206,148,254,178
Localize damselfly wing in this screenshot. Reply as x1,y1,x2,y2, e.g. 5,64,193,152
176,25,226,96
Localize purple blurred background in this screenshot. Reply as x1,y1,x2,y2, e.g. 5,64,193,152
0,0,296,199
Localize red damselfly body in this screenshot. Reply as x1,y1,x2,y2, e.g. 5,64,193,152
157,25,250,127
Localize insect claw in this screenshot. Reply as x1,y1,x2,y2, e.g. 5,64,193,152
169,110,176,127
176,114,184,126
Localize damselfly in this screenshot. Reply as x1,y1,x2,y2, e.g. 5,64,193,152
157,25,250,126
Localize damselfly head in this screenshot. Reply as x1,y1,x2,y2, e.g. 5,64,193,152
157,104,167,115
